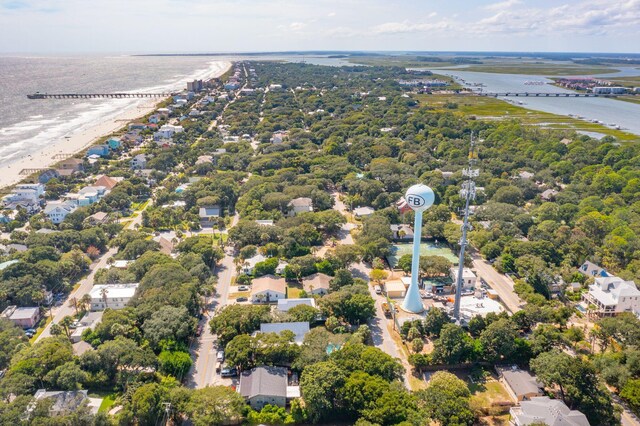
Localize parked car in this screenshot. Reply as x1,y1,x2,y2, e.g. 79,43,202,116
25,328,37,334
420,291,433,299
196,325,204,336
236,297,248,302
374,285,382,295
381,303,392,318
25,331,35,338
216,350,225,362
238,285,249,291
221,367,238,377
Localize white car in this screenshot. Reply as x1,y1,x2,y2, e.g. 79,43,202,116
216,350,225,362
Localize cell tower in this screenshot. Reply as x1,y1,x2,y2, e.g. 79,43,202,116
452,133,480,322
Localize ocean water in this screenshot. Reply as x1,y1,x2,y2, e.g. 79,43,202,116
0,55,229,168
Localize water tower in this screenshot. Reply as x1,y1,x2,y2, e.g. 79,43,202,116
401,184,435,313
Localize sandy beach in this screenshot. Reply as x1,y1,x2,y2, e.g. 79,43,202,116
0,61,231,190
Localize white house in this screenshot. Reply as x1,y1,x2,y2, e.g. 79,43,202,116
450,267,477,290
510,396,589,426
251,275,286,303
131,154,147,170
89,283,139,311
2,183,45,206
241,253,268,275
583,276,640,317
287,197,313,217
302,273,331,295
44,201,77,224
353,206,375,218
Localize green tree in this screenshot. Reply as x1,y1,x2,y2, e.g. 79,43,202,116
300,361,347,422
158,350,193,377
416,371,474,426
142,305,194,349
423,308,450,338
432,324,473,364
479,318,519,362
185,386,247,426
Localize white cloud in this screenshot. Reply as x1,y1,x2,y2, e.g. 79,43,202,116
289,21,306,31
484,0,521,12
370,20,451,35
327,11,336,17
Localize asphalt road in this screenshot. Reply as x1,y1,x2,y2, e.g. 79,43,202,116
36,200,149,342
470,251,523,314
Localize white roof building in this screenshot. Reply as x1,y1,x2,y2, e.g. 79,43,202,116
89,283,139,311
258,322,310,344
277,298,316,312
510,396,589,425
44,201,77,224
450,267,477,289
583,276,640,317
241,253,268,275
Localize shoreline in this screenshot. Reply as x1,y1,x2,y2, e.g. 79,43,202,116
0,61,232,190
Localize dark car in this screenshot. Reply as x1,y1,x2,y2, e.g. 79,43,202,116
221,367,238,377
196,325,204,336
236,297,248,302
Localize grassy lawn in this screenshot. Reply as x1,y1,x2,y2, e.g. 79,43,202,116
287,284,303,298
417,94,640,142
618,96,640,105
29,316,52,343
228,291,250,299
89,391,118,413
456,64,616,76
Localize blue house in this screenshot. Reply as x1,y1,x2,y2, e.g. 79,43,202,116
106,138,121,150
87,145,110,157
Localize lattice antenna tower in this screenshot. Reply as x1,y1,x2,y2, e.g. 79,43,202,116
452,133,481,322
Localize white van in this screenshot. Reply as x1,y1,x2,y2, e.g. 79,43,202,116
374,285,382,295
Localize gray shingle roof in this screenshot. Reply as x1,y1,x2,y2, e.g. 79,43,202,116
239,366,287,399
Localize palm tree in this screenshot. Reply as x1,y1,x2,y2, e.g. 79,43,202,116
80,294,92,312
60,316,74,339
68,297,79,316
100,288,109,309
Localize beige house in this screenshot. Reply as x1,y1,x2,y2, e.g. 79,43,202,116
251,275,287,303
287,197,313,216
496,366,543,402
385,280,407,298
302,273,331,295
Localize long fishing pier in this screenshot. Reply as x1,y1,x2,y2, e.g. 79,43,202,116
27,92,176,99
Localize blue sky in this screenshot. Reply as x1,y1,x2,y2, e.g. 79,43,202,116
0,0,638,53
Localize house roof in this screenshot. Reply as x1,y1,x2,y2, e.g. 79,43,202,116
259,322,310,344
239,366,287,399
588,277,640,306
94,175,120,190
89,283,139,300
512,396,590,426
497,366,542,398
302,273,332,293
354,206,375,216
86,212,108,222
199,206,221,218
579,261,608,277
277,298,316,312
0,259,20,270
251,275,287,295
9,306,39,320
385,280,407,293
33,389,89,414
244,253,268,269
288,197,313,208
44,201,75,214
451,267,476,279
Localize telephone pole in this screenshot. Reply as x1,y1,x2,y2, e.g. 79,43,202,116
452,134,480,323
